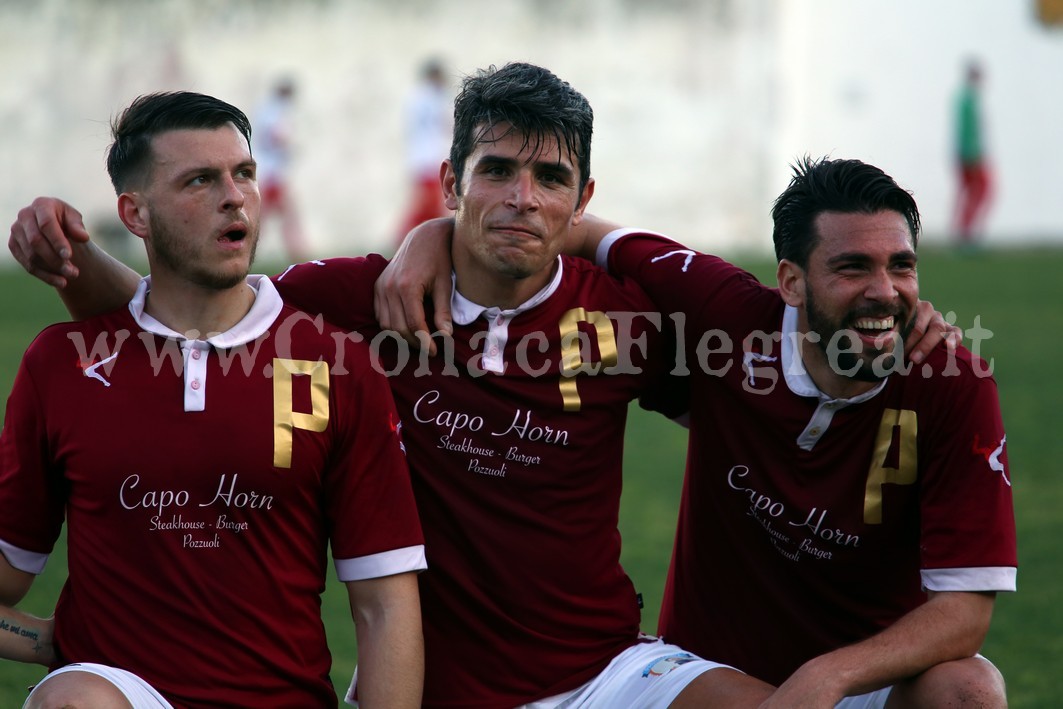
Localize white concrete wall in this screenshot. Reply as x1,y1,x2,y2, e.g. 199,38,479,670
1,0,1059,263
775,0,1063,246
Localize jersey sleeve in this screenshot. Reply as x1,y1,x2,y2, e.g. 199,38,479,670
605,231,771,332
0,334,67,570
605,232,773,418
272,255,389,333
917,349,1017,592
324,338,425,582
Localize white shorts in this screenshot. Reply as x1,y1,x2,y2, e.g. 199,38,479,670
345,636,733,708
835,687,892,709
346,636,734,708
25,662,173,709
518,636,737,709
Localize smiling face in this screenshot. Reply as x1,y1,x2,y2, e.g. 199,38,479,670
778,209,919,398
444,122,594,307
118,123,260,291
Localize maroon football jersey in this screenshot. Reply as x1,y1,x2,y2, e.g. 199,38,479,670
0,277,423,708
277,255,667,707
607,232,1017,686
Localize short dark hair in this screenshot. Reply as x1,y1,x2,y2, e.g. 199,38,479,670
106,91,253,195
771,156,921,268
449,63,593,204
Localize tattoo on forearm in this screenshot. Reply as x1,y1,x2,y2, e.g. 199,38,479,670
0,617,41,643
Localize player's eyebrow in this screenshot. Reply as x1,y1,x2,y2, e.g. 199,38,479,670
478,153,576,181
826,249,917,266
173,158,257,181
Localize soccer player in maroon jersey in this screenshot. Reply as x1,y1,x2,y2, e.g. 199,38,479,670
573,159,1013,707
375,157,1013,706
0,92,425,708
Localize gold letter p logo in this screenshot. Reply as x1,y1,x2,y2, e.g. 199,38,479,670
273,358,330,468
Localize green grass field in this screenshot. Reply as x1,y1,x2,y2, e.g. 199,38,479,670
1,246,1061,706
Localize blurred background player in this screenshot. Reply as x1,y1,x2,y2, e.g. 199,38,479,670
253,76,309,261
952,58,992,248
394,58,452,250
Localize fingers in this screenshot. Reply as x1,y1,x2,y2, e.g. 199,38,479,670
398,278,435,356
430,272,453,339
906,301,961,365
8,198,88,289
9,213,72,288
373,268,436,356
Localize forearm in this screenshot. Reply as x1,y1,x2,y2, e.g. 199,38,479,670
780,591,994,701
567,213,624,262
59,240,141,320
348,574,424,708
0,606,54,666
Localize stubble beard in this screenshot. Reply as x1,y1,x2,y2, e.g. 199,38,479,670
805,285,914,382
149,212,259,291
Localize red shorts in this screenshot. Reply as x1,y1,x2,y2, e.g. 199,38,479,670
260,179,287,211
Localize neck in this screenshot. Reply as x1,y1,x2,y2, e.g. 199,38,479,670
797,337,880,401
144,275,256,336
453,258,558,310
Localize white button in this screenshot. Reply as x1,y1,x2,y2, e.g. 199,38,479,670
191,379,201,390
489,346,499,356
191,350,202,360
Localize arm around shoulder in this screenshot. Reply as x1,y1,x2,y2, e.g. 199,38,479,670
9,197,140,320
56,240,141,320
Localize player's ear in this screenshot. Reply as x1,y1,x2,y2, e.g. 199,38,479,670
441,160,459,210
117,193,149,240
777,259,806,307
571,177,595,224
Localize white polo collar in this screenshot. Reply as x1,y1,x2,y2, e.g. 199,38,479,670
127,275,285,413
780,305,888,451
450,255,564,325
780,304,887,404
128,274,284,347
449,256,564,373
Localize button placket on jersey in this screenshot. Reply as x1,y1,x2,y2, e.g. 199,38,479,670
796,399,848,451
481,308,511,373
182,341,210,412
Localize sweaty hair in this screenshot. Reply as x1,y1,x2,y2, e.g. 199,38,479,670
771,156,921,268
449,62,593,205
106,91,253,195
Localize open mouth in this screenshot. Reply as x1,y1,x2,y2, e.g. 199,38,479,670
852,316,894,334
219,225,248,243
850,316,899,348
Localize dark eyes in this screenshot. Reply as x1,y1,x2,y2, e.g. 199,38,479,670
187,168,255,186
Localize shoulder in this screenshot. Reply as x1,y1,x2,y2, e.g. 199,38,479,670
274,254,388,290
904,344,997,390
890,344,1002,430
24,310,133,360
607,232,776,317
558,254,655,310
272,255,387,330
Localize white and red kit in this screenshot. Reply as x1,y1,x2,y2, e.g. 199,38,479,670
602,231,1018,686
276,255,667,708
0,276,425,708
